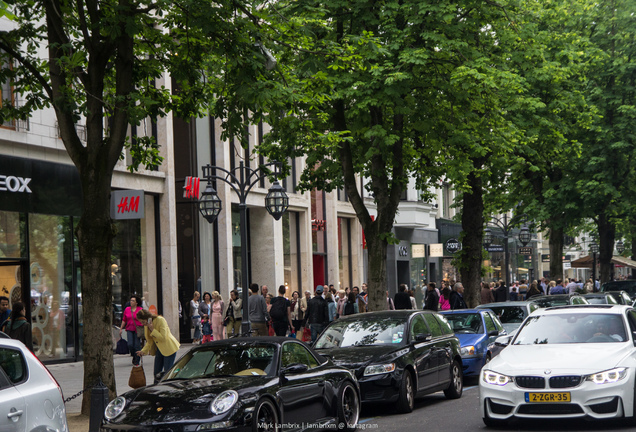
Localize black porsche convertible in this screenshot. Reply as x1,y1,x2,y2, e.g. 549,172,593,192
101,337,360,432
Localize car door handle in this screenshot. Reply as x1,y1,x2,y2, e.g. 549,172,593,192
8,409,23,419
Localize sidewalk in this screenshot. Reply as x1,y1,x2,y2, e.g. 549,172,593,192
48,344,194,431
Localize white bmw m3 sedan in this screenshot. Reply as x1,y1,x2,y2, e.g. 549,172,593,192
480,304,636,427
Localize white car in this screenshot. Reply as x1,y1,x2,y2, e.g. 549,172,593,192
0,335,68,432
480,305,636,427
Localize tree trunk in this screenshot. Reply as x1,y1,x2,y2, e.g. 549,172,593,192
366,233,389,312
548,224,564,280
597,213,615,285
459,166,484,308
78,174,118,414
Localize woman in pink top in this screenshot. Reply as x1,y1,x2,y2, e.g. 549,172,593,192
119,295,142,365
211,291,225,341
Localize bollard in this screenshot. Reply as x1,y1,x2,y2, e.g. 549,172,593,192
89,378,109,432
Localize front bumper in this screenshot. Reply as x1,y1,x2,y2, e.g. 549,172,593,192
357,371,401,404
479,372,634,421
461,357,486,377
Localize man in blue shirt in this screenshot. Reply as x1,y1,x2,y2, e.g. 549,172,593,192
550,279,566,295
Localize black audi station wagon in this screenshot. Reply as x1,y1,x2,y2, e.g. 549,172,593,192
314,310,463,413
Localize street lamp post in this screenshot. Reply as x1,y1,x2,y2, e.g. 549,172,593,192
483,214,530,300
616,240,625,254
197,161,289,336
590,241,599,289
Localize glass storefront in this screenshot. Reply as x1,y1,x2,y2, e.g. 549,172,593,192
231,205,243,290
28,213,74,360
0,156,159,363
282,211,300,297
338,217,352,291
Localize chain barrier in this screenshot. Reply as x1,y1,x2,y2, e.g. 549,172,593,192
64,378,102,404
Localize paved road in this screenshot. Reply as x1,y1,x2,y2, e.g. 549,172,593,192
360,377,634,432
52,356,636,432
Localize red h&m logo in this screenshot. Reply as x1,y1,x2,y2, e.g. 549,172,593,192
184,176,200,199
117,195,140,213
110,190,145,220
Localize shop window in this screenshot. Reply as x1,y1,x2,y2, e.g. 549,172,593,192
442,183,451,218
283,211,300,296
0,211,21,258
28,214,73,361
338,218,352,291
0,56,15,130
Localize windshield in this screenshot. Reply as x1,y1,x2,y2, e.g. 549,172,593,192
486,306,527,324
586,296,618,305
164,344,276,379
513,313,627,345
442,313,484,334
315,318,406,348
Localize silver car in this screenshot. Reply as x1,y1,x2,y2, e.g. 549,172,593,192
0,335,68,432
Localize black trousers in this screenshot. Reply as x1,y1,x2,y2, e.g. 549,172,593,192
273,321,288,336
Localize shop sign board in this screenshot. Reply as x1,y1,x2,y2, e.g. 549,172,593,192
111,189,145,220
430,243,444,257
412,244,426,258
486,245,504,252
445,238,462,254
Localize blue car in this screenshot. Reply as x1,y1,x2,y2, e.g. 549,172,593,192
439,309,507,377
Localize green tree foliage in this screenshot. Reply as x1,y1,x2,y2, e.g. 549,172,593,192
0,0,284,412
257,0,528,309
576,0,636,283
503,0,599,281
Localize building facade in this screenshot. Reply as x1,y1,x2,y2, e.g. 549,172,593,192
0,73,179,363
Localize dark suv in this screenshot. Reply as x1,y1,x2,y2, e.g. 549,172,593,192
600,280,636,300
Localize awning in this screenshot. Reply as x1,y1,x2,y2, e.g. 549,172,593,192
570,255,636,269
517,267,529,272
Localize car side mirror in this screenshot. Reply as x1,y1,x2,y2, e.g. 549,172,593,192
281,363,309,375
494,334,513,347
488,330,499,337
414,333,432,342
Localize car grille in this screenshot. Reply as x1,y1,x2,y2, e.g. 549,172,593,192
515,376,545,389
518,404,584,415
549,375,581,389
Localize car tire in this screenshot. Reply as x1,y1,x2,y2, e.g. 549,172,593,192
443,360,463,399
253,398,279,432
337,381,360,431
395,370,415,413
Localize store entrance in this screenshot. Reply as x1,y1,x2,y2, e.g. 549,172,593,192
0,260,29,328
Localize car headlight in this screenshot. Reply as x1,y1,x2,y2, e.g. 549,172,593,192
460,346,476,357
585,368,627,384
482,370,512,386
104,396,126,420
210,390,239,414
364,363,396,376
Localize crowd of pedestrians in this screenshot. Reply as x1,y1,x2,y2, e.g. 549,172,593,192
179,275,605,345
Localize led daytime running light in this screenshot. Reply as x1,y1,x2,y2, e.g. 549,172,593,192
482,370,512,386
585,368,627,384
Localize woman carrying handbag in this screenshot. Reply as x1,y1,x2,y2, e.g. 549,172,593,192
136,309,180,384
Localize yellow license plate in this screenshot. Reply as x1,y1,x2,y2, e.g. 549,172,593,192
525,392,571,403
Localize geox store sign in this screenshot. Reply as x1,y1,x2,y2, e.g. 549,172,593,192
0,175,32,193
